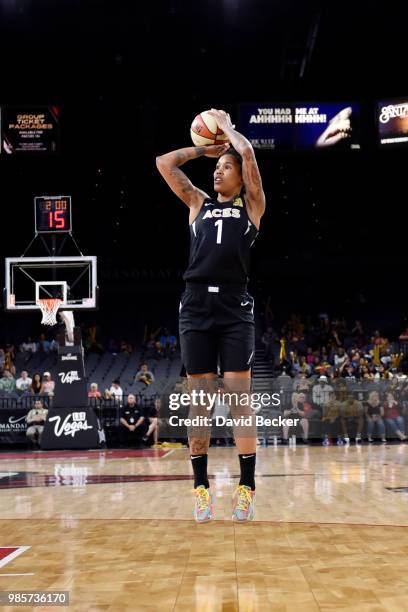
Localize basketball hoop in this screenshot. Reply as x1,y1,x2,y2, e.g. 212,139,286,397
37,298,62,326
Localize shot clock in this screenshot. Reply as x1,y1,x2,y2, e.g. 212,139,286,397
34,196,72,233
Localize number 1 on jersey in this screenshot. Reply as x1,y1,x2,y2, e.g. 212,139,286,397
215,219,223,244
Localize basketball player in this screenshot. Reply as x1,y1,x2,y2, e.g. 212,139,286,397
156,109,265,522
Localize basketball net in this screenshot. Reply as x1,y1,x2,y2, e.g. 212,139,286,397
37,298,62,326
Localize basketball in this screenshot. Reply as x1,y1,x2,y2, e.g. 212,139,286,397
190,110,229,146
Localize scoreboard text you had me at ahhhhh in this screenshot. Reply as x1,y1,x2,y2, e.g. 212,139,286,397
250,107,329,124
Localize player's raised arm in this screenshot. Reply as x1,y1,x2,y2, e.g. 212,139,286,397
155,143,230,208
207,109,266,220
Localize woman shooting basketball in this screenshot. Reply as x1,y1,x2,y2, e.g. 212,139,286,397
156,109,266,522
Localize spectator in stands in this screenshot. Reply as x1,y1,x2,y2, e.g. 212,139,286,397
360,365,374,380
30,373,45,396
120,394,148,445
37,334,51,353
282,392,310,443
306,347,314,366
107,338,120,355
4,344,16,376
350,350,361,368
83,322,104,354
352,320,365,347
42,372,55,397
88,383,102,399
399,326,408,353
261,326,276,362
120,340,133,355
16,370,32,395
144,333,157,359
105,378,123,402
312,375,334,407
0,369,16,394
321,391,342,444
297,390,320,421
342,364,358,381
292,371,311,395
334,347,348,369
49,338,59,352
158,329,177,357
384,392,406,441
338,387,363,443
135,363,155,386
167,333,178,355
143,397,160,445
26,398,48,447
20,337,37,354
365,390,386,443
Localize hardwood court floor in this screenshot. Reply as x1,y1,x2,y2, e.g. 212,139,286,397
1,444,408,611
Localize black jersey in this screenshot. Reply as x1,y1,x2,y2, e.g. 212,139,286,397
183,194,258,284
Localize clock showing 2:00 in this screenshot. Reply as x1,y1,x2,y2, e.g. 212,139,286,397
34,196,72,233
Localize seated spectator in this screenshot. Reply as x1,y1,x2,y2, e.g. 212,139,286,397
292,371,311,394
166,333,178,355
282,392,310,443
143,397,160,445
105,379,123,402
384,392,406,441
0,369,16,394
297,391,319,420
37,334,50,353
135,363,155,386
365,390,386,443
338,389,363,443
342,364,358,381
20,337,37,354
42,372,55,397
88,382,102,399
321,391,342,444
360,365,374,380
30,373,45,396
312,375,334,407
107,338,120,355
120,394,148,444
4,344,16,376
16,370,32,395
49,338,59,352
120,340,133,355
26,398,48,447
262,326,276,363
83,322,104,354
306,347,314,365
154,340,164,359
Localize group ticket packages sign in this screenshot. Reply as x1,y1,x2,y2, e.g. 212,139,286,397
2,106,60,154
239,102,360,151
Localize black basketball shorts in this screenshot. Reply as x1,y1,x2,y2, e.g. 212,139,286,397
179,282,255,375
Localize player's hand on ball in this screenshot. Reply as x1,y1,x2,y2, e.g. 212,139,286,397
208,109,235,131
202,142,230,158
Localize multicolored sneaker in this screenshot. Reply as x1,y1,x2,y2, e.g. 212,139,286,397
232,485,255,522
193,485,214,523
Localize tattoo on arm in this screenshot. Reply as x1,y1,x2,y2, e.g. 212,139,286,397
243,156,263,195
169,167,194,194
174,147,206,166
156,146,208,206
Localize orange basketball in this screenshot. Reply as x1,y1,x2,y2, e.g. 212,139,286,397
190,110,229,146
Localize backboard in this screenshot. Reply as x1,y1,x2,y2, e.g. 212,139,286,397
4,256,98,311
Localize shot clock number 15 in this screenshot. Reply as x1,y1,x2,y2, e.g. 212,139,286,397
34,196,72,233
